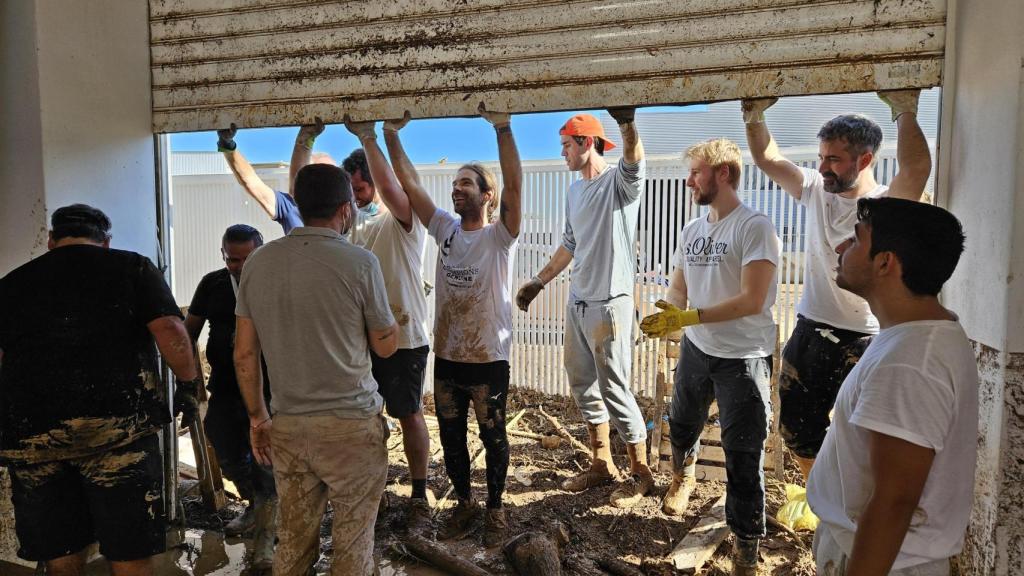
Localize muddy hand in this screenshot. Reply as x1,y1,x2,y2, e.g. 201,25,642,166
639,300,699,338
296,116,325,150
343,114,377,141
516,277,544,312
173,377,202,423
478,102,511,128
383,111,412,133
741,98,778,124
250,419,273,467
216,123,238,152
878,89,920,122
607,106,636,125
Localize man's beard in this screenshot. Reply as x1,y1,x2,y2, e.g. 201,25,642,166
693,180,719,206
822,170,857,194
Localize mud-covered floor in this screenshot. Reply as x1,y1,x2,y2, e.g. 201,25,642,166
1,388,815,575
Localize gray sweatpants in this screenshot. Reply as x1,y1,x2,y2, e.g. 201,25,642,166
564,295,647,444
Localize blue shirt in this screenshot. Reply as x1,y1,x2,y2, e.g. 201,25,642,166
274,190,303,233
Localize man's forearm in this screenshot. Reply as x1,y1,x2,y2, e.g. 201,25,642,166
235,351,268,420
150,318,199,381
619,121,644,164
696,293,763,324
845,495,919,576
289,141,313,197
536,246,573,284
496,127,523,235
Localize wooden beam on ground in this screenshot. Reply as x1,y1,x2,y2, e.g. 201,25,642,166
667,492,730,572
538,405,591,456
404,535,494,576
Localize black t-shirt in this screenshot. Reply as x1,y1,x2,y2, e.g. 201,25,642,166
0,245,182,464
188,268,270,402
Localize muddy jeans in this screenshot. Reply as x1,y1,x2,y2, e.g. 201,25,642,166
564,295,647,444
270,413,388,576
813,525,951,575
779,316,872,459
204,393,276,505
434,358,510,508
670,336,772,540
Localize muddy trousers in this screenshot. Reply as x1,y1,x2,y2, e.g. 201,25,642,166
203,393,275,504
270,413,388,576
669,336,772,540
564,295,648,444
779,316,872,459
434,358,510,509
813,525,951,575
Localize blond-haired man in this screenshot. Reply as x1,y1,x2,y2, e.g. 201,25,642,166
640,139,780,575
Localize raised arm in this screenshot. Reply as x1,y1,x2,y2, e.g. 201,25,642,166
742,98,805,199
218,124,278,218
344,115,414,230
289,117,325,197
383,112,437,228
878,90,931,201
234,315,272,466
479,103,522,237
608,107,644,165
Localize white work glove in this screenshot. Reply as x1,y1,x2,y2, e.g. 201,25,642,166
296,117,325,150
383,111,412,133
878,89,920,122
741,98,778,124
478,102,511,129
343,114,377,141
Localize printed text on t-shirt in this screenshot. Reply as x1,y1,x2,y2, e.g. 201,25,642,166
685,236,730,266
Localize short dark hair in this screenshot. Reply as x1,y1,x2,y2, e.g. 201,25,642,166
342,148,373,187
857,197,965,296
51,204,111,243
294,163,352,222
572,135,605,155
222,224,263,248
818,114,883,157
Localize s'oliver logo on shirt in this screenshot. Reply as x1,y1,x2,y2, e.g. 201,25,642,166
443,264,480,287
685,236,729,266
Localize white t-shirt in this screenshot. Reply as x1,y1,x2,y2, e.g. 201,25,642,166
427,208,518,363
797,167,886,333
348,209,429,350
671,203,780,358
562,158,645,301
807,319,979,569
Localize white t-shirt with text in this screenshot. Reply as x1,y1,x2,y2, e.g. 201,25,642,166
797,167,885,333
807,319,979,569
672,203,780,358
348,209,429,350
428,209,518,363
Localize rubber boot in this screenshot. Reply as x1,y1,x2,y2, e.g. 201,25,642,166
224,477,258,536
561,422,620,491
731,537,759,576
250,496,278,572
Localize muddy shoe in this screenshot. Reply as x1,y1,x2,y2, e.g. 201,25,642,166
561,462,619,492
224,504,257,536
406,497,433,537
482,507,509,547
251,497,278,572
731,537,759,576
662,475,697,516
438,498,481,541
609,473,655,509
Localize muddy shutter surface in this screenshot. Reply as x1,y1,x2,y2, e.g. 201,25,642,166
150,0,946,133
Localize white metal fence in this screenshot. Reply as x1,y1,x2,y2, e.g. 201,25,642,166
171,145,925,397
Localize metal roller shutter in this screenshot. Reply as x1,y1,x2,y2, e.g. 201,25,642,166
150,0,946,133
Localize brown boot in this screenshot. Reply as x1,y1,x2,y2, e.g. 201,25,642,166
482,507,508,547
609,472,655,508
662,474,696,516
438,497,481,541
250,497,278,572
406,497,433,538
731,537,759,576
561,422,621,491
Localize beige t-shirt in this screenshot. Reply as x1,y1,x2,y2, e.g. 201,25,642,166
348,209,429,350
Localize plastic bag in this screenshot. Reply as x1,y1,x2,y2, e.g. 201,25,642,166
775,483,819,532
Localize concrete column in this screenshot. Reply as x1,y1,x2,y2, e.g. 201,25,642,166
939,0,1024,574
0,0,158,565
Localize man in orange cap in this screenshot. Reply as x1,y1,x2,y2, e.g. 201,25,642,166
516,108,654,508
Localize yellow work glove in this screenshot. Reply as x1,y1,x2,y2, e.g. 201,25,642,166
639,300,701,338
878,89,920,122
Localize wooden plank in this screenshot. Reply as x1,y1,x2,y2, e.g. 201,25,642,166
668,492,730,571
695,464,728,483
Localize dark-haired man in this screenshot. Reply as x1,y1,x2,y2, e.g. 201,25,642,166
516,109,653,509
184,224,276,564
742,91,932,481
0,204,200,576
808,198,976,576
234,164,398,575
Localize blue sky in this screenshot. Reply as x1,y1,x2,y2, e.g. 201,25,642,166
170,106,706,164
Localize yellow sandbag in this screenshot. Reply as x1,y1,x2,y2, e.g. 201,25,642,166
775,484,819,532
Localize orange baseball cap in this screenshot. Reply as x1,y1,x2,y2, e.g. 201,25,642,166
559,114,616,150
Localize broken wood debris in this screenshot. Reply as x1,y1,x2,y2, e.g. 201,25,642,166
666,491,731,572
